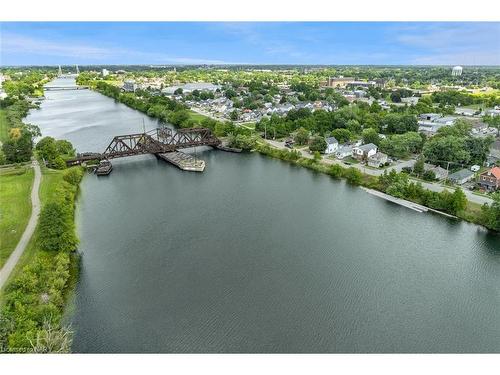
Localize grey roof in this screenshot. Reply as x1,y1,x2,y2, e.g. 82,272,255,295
326,137,338,144
448,169,474,180
357,143,377,152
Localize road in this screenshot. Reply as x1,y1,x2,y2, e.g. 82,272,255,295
264,139,493,206
0,160,41,290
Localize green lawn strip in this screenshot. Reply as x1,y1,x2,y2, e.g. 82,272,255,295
0,109,9,143
0,167,34,268
188,110,210,123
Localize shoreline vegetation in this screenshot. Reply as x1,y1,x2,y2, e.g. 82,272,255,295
87,80,499,233
0,165,84,353
0,71,84,353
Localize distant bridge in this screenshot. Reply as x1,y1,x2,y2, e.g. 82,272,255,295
66,127,223,166
44,86,88,91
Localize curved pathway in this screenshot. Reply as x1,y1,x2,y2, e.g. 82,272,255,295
0,160,41,290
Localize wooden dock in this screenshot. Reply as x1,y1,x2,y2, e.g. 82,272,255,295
156,151,205,172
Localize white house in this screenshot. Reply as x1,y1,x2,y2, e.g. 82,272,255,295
352,143,378,160
335,145,353,159
324,137,339,154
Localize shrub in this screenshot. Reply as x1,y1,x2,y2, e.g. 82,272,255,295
344,167,362,185
62,167,84,186
37,202,78,253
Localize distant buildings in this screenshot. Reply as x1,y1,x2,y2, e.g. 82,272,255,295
452,66,463,76
323,77,355,89
123,80,137,92
102,69,109,77
418,113,458,134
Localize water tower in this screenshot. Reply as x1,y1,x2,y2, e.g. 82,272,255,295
452,66,463,76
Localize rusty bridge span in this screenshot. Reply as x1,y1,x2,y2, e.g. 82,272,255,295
66,127,225,168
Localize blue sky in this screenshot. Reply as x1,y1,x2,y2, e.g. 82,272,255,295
1,22,499,66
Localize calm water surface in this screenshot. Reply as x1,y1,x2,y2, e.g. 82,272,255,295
27,78,500,353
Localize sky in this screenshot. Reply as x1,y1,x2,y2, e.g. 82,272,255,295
1,22,499,66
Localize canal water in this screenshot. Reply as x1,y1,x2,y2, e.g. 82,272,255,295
26,78,500,353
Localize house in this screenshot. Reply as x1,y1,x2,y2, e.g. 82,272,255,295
335,145,353,159
423,164,449,181
448,169,475,185
477,167,500,191
352,143,378,160
367,152,388,168
325,137,339,154
419,113,442,121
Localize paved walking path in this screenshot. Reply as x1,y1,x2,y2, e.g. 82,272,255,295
0,160,41,290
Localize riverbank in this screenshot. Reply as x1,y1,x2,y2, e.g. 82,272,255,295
254,142,498,232
82,82,498,232
0,165,84,353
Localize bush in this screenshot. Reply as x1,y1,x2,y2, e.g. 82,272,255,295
62,167,84,186
37,202,78,253
344,167,362,185
328,164,344,178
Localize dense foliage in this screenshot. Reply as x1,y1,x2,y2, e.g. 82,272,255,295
0,166,83,353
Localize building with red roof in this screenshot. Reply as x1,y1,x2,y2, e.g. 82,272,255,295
478,166,500,191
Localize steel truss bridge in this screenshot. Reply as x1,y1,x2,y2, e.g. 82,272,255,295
66,127,222,166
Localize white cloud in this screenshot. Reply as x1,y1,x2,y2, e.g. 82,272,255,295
0,32,234,65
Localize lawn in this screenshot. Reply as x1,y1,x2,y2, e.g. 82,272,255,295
0,109,9,143
0,166,34,268
0,166,66,294
188,110,210,124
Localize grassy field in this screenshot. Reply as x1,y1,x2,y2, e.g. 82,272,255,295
0,166,34,268
0,166,65,294
188,110,210,123
0,109,9,143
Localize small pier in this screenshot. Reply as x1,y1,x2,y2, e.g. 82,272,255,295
156,151,205,172
362,187,428,213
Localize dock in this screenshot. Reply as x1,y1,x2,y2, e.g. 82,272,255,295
215,144,242,153
156,151,205,172
361,187,429,213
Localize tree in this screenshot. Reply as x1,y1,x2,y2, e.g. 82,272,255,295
383,114,418,134
344,167,362,185
450,188,467,214
63,168,83,186
229,110,239,121
2,130,33,163
37,202,78,253
390,91,402,103
308,136,327,153
413,156,425,176
423,136,470,167
313,151,322,162
293,127,310,146
328,164,344,178
331,128,351,144
481,192,500,231
362,128,380,146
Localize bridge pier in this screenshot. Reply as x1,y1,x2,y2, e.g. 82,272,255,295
156,151,205,172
